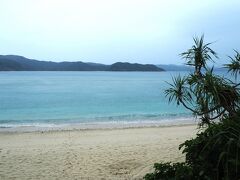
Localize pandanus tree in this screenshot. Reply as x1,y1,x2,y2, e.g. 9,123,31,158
181,35,218,77
165,35,240,125
225,50,240,78
145,36,240,180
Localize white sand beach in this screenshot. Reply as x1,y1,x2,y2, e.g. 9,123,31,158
0,125,197,180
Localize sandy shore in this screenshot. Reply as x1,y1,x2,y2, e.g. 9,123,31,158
0,125,197,180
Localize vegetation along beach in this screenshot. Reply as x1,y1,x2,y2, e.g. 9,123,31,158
0,0,240,179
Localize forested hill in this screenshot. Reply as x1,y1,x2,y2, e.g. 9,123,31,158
0,55,164,71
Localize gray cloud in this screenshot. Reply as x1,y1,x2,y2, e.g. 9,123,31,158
0,0,239,65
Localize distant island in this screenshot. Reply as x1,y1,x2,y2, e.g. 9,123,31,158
0,55,164,71
157,64,225,71
157,64,193,71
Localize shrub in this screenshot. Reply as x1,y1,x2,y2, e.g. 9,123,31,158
180,114,240,179
144,114,240,180
144,162,193,180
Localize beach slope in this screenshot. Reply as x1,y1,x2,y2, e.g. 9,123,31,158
0,125,196,179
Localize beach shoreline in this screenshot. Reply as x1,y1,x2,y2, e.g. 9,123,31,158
0,124,197,179
0,117,197,133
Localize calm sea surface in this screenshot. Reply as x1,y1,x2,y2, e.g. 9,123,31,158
0,71,230,128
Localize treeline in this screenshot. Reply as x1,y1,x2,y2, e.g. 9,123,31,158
0,55,164,71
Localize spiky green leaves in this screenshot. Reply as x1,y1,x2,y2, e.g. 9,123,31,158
181,35,218,75
225,50,240,79
165,35,240,125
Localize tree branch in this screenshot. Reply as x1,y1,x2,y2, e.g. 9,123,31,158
179,99,221,116
209,110,226,120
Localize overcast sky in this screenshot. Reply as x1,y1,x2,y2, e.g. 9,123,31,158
0,0,239,65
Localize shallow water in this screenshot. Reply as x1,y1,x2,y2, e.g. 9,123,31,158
0,71,230,128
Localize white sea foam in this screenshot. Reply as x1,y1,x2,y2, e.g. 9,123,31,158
0,117,197,132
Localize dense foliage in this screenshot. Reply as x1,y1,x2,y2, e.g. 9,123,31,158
180,114,240,179
144,162,193,180
145,115,240,180
145,35,240,180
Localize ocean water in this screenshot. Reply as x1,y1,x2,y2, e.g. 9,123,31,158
0,71,230,129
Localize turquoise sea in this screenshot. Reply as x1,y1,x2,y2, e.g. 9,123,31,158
0,71,230,129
